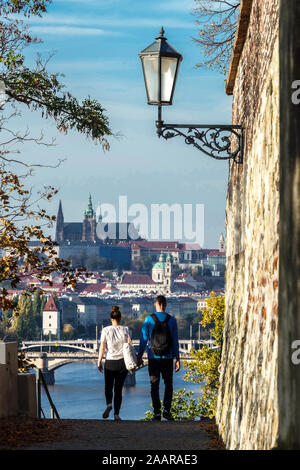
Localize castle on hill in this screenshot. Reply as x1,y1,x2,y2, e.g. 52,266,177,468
55,194,140,244
53,195,226,274
54,195,140,268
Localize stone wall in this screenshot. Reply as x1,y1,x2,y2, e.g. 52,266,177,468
0,342,18,418
0,342,37,418
216,0,280,449
17,373,37,418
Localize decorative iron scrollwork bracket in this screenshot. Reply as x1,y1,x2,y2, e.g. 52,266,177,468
156,116,243,164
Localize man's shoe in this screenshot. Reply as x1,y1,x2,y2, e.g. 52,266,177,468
163,410,174,421
102,404,112,419
152,413,161,421
114,414,122,421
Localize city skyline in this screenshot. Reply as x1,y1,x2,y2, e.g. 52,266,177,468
13,0,231,248
55,194,225,247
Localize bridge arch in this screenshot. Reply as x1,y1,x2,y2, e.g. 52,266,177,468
21,342,97,354
21,339,210,356
50,359,101,371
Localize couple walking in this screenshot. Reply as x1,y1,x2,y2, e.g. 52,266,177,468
97,295,180,421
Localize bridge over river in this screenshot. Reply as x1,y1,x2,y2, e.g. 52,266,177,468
20,339,216,386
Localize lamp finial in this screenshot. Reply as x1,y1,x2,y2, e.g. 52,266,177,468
156,26,166,41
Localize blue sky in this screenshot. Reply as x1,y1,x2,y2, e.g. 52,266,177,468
16,0,233,248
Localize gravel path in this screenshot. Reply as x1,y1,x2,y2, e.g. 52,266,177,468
9,419,223,450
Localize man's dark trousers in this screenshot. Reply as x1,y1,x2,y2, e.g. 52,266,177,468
148,358,173,414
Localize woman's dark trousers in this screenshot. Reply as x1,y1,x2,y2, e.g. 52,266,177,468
104,359,128,415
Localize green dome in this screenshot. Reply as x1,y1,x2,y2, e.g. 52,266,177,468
153,261,165,270
153,252,165,270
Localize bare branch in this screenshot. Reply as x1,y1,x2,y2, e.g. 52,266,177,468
193,0,240,74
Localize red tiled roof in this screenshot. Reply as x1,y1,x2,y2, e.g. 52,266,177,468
42,283,66,289
20,276,41,284
207,251,225,256
43,295,59,312
181,243,202,250
131,241,180,250
79,283,107,293
175,282,195,290
120,273,156,285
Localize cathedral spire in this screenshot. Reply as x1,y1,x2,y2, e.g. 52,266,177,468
84,193,95,218
55,200,64,242
82,194,97,242
57,199,63,220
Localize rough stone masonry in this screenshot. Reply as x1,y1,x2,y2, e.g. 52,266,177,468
216,0,300,449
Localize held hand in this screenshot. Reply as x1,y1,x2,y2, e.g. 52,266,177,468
175,360,180,373
98,362,103,373
136,357,143,368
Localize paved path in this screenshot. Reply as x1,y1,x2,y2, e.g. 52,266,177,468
15,419,223,450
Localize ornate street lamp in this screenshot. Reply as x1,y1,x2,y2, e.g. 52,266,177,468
139,28,243,163
139,26,182,107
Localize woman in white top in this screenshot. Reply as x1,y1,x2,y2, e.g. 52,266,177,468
98,306,131,420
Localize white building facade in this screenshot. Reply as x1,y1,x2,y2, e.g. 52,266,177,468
42,295,61,339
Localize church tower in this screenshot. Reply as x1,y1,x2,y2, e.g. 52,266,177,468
55,200,64,243
219,232,225,252
164,252,173,293
82,194,97,242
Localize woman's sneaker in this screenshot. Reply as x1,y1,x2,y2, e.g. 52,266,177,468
102,404,112,419
114,414,122,421
152,413,161,421
163,410,174,421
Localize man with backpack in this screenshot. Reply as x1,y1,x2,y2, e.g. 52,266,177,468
137,295,180,421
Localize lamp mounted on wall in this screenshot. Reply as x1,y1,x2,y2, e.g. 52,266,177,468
139,27,243,164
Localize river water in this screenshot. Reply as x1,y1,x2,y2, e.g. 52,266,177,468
41,362,202,420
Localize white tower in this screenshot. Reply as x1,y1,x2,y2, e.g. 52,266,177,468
42,295,61,339
219,233,225,252
164,252,173,293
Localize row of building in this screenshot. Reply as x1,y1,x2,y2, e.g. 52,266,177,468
4,244,223,301
42,293,211,338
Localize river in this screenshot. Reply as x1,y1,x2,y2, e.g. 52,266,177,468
41,362,202,420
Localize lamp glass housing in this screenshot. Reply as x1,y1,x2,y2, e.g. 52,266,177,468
161,57,178,102
139,28,182,106
142,55,159,103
